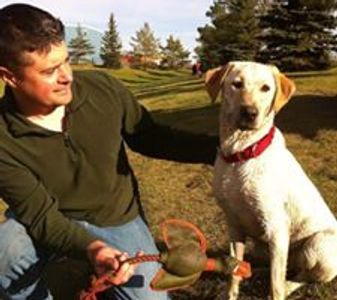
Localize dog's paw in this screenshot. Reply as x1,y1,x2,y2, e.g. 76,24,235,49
226,285,240,300
227,293,239,300
285,281,304,297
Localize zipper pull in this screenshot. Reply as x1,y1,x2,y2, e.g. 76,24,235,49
63,131,71,147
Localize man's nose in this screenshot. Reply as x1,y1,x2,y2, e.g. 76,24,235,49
58,64,73,83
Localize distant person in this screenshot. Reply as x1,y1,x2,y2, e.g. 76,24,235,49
192,62,202,77
195,62,203,77
192,63,197,75
0,3,217,300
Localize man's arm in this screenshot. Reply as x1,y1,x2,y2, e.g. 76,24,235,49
0,156,136,281
0,155,95,258
111,77,218,164
124,106,218,164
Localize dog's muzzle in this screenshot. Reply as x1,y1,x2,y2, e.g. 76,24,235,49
238,105,258,129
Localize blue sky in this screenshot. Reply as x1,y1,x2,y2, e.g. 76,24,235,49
0,0,214,56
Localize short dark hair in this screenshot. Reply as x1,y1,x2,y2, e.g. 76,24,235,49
0,3,65,72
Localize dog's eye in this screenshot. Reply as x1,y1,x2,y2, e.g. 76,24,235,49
261,84,270,92
232,81,243,89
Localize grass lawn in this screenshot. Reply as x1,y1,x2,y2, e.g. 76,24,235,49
1,66,337,299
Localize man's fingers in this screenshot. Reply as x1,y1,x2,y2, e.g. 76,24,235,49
88,243,142,285
117,252,129,263
111,260,136,285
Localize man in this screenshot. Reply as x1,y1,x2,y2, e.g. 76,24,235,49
0,4,217,300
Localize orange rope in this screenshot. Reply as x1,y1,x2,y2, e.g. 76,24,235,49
79,254,160,300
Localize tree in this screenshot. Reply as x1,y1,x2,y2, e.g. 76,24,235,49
160,35,190,69
68,24,95,64
130,22,160,69
100,13,122,69
196,0,263,69
259,0,337,70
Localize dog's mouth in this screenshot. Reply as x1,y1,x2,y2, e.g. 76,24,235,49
238,121,257,131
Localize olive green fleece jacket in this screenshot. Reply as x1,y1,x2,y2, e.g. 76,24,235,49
0,70,218,259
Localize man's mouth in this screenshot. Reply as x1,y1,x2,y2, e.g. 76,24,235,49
54,87,70,95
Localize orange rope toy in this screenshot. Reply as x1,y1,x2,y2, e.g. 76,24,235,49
79,219,251,300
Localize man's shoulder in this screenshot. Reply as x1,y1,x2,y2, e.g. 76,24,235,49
73,70,122,90
71,70,129,111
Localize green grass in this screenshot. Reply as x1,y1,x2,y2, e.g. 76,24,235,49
1,66,337,299
290,67,337,95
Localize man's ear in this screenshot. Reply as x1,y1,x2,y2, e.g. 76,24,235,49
271,66,296,113
0,66,19,88
205,63,233,102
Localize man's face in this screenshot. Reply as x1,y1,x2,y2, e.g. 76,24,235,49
12,41,73,115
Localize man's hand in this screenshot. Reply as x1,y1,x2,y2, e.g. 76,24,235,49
86,240,137,285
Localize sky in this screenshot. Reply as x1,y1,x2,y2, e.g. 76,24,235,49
0,0,214,57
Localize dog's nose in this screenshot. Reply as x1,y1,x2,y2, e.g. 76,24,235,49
240,105,258,122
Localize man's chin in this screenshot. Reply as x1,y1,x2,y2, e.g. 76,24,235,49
55,92,72,105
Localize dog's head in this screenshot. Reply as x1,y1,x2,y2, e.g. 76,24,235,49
205,61,296,130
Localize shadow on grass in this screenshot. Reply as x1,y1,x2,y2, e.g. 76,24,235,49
151,94,337,139
152,104,219,135
276,94,337,138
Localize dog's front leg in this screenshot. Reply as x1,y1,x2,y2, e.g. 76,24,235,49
269,227,290,300
227,240,246,300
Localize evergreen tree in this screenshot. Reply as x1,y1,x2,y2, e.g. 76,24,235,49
130,22,160,69
100,13,122,69
196,0,263,69
259,0,337,70
160,35,190,69
68,24,95,65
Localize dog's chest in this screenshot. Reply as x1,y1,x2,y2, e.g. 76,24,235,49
213,155,277,239
214,155,265,201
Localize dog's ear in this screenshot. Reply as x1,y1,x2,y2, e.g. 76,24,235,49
205,64,233,102
271,66,296,113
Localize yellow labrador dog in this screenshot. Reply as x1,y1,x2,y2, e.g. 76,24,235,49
206,61,337,300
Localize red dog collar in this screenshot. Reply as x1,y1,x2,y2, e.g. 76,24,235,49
220,126,276,163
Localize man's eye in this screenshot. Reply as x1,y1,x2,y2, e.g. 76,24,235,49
261,84,270,92
43,68,56,75
232,81,243,89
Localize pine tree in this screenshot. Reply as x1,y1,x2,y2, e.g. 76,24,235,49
160,35,190,69
259,0,337,70
196,0,263,69
68,24,95,65
130,22,160,69
100,13,122,69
